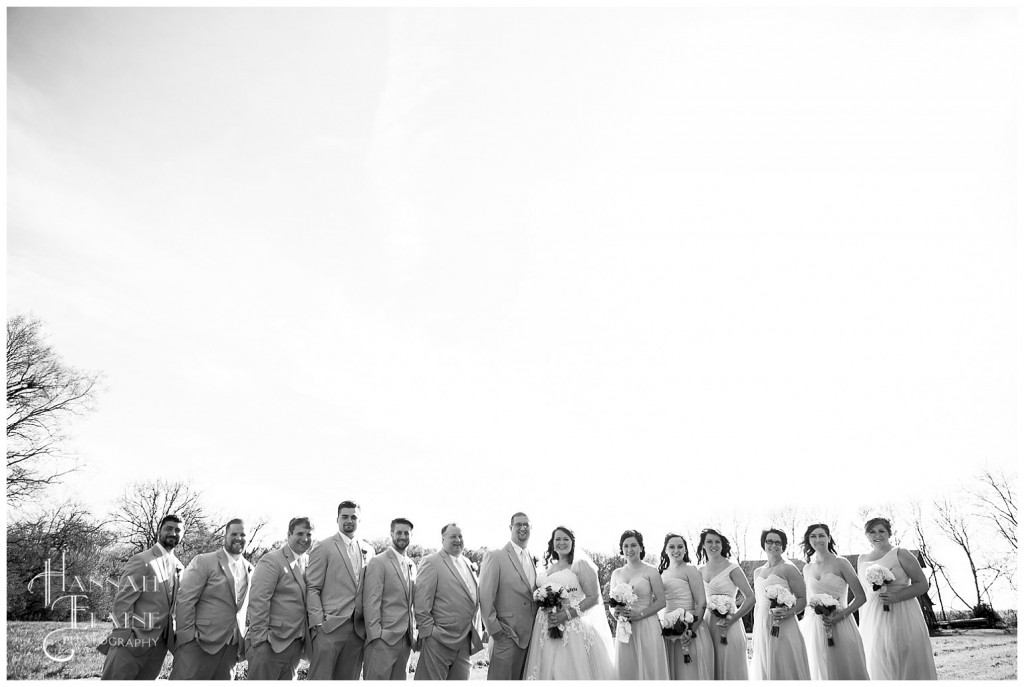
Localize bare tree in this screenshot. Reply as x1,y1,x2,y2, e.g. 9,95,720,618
970,468,1017,552
7,314,100,503
933,497,1004,609
112,479,207,557
906,500,966,619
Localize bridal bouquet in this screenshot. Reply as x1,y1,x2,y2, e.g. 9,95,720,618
707,594,736,645
533,584,569,639
660,609,696,663
864,565,896,611
807,594,841,647
608,583,638,644
764,584,796,637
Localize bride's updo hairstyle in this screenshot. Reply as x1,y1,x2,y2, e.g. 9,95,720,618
658,532,690,573
863,517,892,535
801,523,838,561
619,529,646,559
544,526,576,567
696,528,732,564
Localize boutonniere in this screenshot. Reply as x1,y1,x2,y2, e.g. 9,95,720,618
532,556,539,567
469,560,480,575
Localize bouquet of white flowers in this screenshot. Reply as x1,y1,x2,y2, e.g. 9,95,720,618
764,584,796,638
707,594,737,645
807,593,841,647
608,582,638,644
533,584,569,639
660,608,696,662
864,565,896,611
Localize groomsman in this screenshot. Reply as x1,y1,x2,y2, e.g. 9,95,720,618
414,523,484,680
245,517,314,680
479,512,538,680
99,514,183,680
170,519,252,680
306,500,376,680
362,518,417,680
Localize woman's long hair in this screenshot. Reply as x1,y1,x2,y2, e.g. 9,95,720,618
543,526,576,567
696,528,732,564
658,532,691,573
802,523,838,561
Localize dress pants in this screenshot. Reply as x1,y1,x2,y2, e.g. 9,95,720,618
100,635,168,680
307,622,363,680
169,639,239,680
363,635,412,680
246,638,304,680
486,635,528,680
414,634,473,680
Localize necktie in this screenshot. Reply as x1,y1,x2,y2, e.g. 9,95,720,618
298,554,308,576
348,542,360,582
520,550,535,586
458,558,476,601
232,561,247,606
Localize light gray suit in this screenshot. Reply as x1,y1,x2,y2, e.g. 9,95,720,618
362,548,416,680
245,545,309,680
305,533,375,680
99,544,181,680
170,549,252,680
479,542,538,680
413,551,484,680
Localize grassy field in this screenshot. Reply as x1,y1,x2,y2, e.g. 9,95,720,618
7,621,1017,680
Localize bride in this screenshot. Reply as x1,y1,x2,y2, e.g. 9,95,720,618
522,526,616,680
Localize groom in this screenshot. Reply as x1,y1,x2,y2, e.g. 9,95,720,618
479,512,538,680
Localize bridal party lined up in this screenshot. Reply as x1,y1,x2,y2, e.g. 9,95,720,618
99,502,938,681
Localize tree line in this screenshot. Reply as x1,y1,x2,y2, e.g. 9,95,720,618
5,314,1017,625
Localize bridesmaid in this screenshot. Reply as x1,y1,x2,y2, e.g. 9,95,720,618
658,533,714,680
749,528,811,680
610,529,669,679
798,523,869,680
857,517,937,680
697,528,754,680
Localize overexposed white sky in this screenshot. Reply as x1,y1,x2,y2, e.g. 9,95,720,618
6,7,1018,602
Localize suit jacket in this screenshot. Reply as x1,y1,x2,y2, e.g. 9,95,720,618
246,545,309,655
479,542,538,650
101,544,182,656
306,533,375,635
174,549,253,654
362,548,416,646
414,551,483,654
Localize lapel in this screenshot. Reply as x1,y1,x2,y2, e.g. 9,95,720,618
217,549,237,605
149,545,174,604
282,546,307,603
387,549,412,602
505,542,531,591
442,552,475,601
333,533,357,584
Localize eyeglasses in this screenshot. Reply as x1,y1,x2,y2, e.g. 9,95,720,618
764,540,784,547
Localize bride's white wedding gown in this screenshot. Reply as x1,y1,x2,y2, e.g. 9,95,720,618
523,563,616,680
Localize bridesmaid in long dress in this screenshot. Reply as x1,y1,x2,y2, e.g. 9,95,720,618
697,528,754,680
749,528,811,680
857,517,937,680
798,523,869,680
610,529,669,679
658,533,714,680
